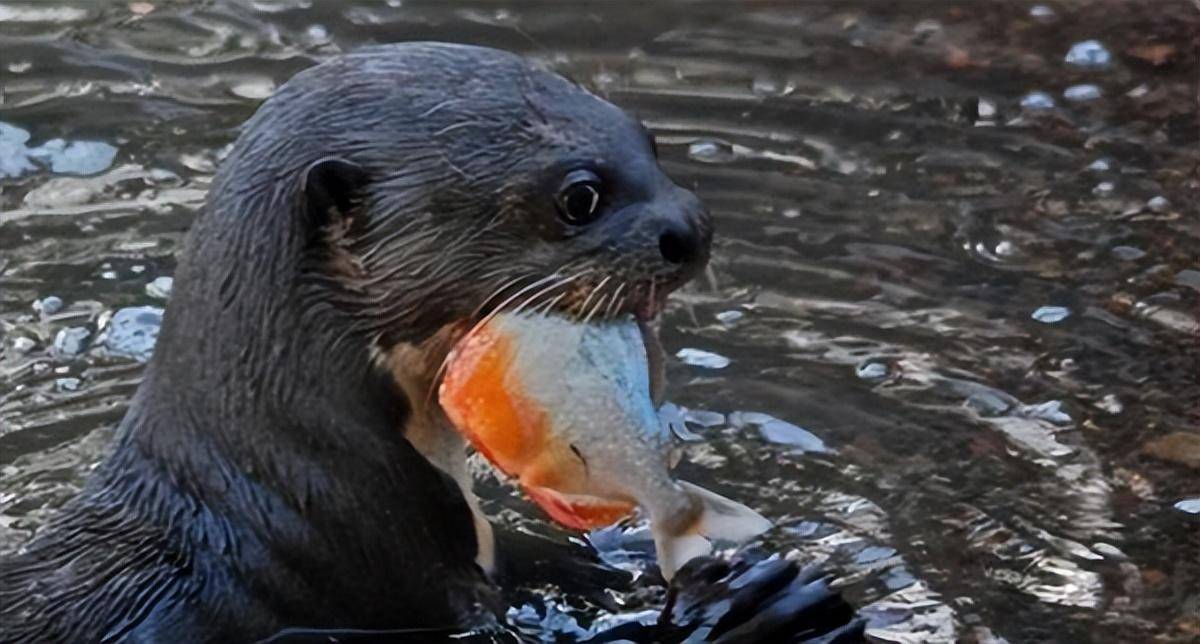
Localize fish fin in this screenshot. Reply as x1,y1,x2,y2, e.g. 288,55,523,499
524,485,635,531
653,482,773,581
652,529,712,582
680,480,773,544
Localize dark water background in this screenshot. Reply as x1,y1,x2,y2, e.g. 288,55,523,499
1,1,1197,642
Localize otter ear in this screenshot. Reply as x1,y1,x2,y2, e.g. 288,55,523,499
301,157,368,228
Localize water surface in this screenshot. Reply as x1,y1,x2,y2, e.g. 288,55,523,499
2,1,1198,642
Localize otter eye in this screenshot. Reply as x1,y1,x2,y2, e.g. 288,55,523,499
556,169,603,225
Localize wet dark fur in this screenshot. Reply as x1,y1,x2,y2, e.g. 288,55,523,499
0,43,711,643
0,43,861,643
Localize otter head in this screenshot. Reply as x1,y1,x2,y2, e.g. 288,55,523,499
166,42,710,451
293,45,710,357
221,44,710,404
169,40,709,505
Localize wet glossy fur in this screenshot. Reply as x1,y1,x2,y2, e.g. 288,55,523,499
0,43,662,642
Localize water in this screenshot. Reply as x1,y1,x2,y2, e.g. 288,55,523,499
2,1,1198,641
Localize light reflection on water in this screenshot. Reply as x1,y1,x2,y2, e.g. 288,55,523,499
2,1,1198,642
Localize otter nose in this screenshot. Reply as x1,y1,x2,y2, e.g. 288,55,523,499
658,220,704,266
655,190,711,274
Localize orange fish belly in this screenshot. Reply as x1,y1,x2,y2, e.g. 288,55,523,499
440,324,636,529
439,326,543,475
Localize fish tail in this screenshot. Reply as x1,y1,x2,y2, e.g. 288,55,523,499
653,481,773,580
652,528,712,583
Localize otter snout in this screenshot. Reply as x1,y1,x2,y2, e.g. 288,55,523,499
556,180,713,322
622,184,711,291
653,187,712,281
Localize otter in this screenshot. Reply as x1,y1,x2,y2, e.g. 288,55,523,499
0,43,862,643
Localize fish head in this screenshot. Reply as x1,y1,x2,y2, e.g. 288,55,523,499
440,314,674,530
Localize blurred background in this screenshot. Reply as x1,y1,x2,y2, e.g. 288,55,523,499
1,1,1197,642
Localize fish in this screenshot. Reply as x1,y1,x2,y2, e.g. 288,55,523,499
438,312,771,579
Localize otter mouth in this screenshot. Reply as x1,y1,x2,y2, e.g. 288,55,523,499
564,278,671,405
466,274,673,403
416,273,676,413
631,281,672,323
478,274,677,326
433,275,682,535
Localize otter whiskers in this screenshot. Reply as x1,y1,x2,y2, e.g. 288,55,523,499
468,273,533,322
473,269,592,337
604,281,628,320
533,293,568,317
509,277,579,318
574,275,612,323
581,288,612,326
424,269,592,404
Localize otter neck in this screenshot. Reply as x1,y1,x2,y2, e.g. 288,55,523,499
104,163,497,626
